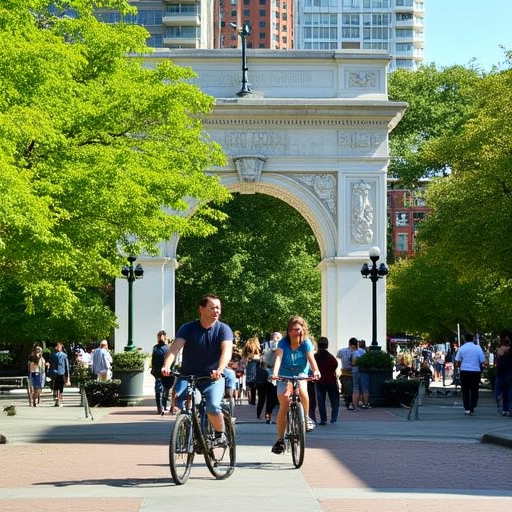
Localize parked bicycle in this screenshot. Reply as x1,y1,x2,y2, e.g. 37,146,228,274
168,373,236,485
277,375,311,468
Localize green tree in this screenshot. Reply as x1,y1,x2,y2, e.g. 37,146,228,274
175,194,321,340
0,0,230,343
387,56,512,338
388,64,481,184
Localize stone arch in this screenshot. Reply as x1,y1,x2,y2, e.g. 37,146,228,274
220,170,337,259
114,50,406,355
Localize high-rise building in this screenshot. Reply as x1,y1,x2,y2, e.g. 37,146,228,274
95,1,215,49
215,0,294,49
95,1,424,71
294,0,424,71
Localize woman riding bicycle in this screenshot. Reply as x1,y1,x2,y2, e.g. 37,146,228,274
270,316,320,454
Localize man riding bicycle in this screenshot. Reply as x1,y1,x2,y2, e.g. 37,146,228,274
162,294,233,447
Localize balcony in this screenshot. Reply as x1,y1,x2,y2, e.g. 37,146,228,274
163,36,200,48
163,14,200,26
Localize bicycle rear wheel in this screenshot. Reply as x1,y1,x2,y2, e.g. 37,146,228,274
204,410,236,479
290,402,306,468
169,413,195,485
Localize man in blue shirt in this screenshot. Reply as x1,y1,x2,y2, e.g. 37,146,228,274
162,295,233,446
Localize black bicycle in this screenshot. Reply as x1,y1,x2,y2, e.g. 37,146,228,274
168,373,236,485
278,375,310,468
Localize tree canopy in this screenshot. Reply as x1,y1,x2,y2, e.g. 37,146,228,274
0,0,230,343
175,194,321,340
387,55,512,340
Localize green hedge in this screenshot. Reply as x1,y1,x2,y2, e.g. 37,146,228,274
383,379,420,407
84,380,121,407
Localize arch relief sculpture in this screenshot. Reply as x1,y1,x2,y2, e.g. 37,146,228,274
351,180,374,244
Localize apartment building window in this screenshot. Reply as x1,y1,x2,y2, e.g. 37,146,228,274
342,14,359,25
396,13,413,21
304,13,337,26
396,59,414,68
363,27,389,40
231,10,236,16
305,0,338,7
166,4,197,15
260,32,266,39
363,0,389,9
165,26,199,38
396,233,408,252
413,212,426,224
342,0,361,8
147,34,163,47
395,212,409,226
363,0,389,7
396,42,412,52
305,41,338,49
260,0,266,4
260,10,266,16
363,41,388,49
304,26,338,39
342,27,359,38
259,21,266,27
244,10,250,16
396,28,413,38
396,0,413,6
125,10,162,26
282,36,287,43
414,195,426,207
231,0,236,4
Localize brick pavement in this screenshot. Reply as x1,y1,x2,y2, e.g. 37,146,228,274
2,391,512,512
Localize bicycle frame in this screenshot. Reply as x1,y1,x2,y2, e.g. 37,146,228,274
278,376,309,468
169,373,236,485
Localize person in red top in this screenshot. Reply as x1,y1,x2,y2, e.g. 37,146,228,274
314,337,340,424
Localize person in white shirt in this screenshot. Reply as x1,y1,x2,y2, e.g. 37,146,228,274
455,333,486,415
92,340,113,381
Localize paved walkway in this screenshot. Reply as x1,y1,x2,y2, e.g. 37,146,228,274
1,384,512,512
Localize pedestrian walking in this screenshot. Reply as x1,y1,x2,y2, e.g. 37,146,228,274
314,337,340,424
455,333,486,415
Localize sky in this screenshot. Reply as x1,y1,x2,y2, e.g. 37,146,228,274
423,0,512,71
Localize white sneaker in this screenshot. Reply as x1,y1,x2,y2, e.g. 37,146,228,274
213,432,228,447
306,417,316,431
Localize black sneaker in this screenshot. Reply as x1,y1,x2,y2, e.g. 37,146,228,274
271,439,285,454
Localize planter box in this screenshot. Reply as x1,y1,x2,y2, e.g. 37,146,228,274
366,368,393,406
112,370,145,406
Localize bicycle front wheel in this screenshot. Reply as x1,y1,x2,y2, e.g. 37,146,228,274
204,410,236,480
169,413,195,485
289,402,306,468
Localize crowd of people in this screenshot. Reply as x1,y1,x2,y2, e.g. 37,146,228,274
25,293,512,452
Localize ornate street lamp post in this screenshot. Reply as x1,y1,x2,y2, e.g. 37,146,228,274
120,256,144,351
360,246,389,351
230,22,251,96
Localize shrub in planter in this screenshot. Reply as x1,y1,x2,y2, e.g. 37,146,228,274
84,380,121,407
383,379,420,407
71,363,94,387
112,350,148,372
357,350,394,371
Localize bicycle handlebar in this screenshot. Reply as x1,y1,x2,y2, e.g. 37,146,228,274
276,375,315,382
